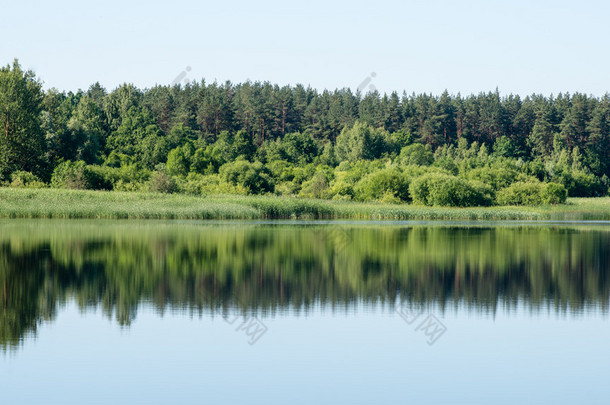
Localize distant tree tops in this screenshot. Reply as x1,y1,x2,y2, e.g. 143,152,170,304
1,59,609,204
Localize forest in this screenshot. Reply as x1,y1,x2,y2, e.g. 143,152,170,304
2,59,610,207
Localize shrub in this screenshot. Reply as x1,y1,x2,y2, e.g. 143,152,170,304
569,170,605,197
282,131,319,164
10,171,46,188
496,181,544,206
329,182,355,200
148,171,178,193
466,166,518,191
179,173,246,195
299,169,332,199
497,181,567,206
190,145,224,174
353,167,410,202
118,164,150,185
541,183,568,204
114,179,144,192
84,165,119,190
220,160,274,194
51,161,92,189
380,190,401,204
53,163,148,191
410,173,492,207
274,181,300,196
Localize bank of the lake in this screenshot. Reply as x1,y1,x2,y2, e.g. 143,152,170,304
0,187,609,220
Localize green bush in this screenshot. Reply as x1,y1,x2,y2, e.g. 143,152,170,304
466,166,518,191
220,160,274,194
496,181,566,206
299,169,333,199
496,181,567,206
274,181,300,196
10,171,46,188
148,171,178,193
179,173,246,195
51,161,93,190
410,173,493,207
541,183,568,204
114,179,144,192
569,170,605,197
84,165,119,190
496,181,545,206
353,167,410,202
327,171,355,200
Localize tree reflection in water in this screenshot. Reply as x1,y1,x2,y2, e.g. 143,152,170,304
1,220,609,350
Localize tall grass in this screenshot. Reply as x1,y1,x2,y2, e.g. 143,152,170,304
0,187,608,220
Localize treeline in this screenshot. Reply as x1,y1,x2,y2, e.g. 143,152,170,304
2,59,610,206
2,223,609,348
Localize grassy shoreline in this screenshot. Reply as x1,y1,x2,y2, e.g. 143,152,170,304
0,187,609,221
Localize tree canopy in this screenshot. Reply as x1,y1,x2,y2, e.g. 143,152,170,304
1,59,609,205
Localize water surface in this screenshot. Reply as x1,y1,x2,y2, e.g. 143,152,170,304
1,220,608,404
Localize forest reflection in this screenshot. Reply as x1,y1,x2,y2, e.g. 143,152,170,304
1,220,609,349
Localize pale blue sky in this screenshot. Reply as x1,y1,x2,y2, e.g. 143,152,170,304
2,0,609,96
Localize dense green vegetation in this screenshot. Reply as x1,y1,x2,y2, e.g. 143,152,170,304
1,221,608,349
1,188,610,220
2,59,610,206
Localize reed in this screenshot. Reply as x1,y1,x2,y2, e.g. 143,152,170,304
0,187,608,220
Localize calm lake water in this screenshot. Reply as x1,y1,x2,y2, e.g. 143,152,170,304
1,220,609,404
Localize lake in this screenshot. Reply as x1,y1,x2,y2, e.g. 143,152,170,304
1,220,609,404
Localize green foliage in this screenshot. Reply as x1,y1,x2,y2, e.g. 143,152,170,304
336,121,387,162
466,165,518,191
525,158,546,181
189,145,224,174
104,151,132,168
399,144,433,166
178,173,246,195
233,130,255,160
493,136,517,158
353,167,410,202
410,173,493,207
3,60,610,206
496,181,545,205
166,146,191,176
496,181,567,205
280,131,318,164
299,167,333,199
10,171,45,188
51,161,93,189
318,142,338,167
66,96,105,164
541,183,568,204
148,171,178,193
220,159,274,194
432,157,459,175
168,123,196,146
568,170,605,197
0,60,47,180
